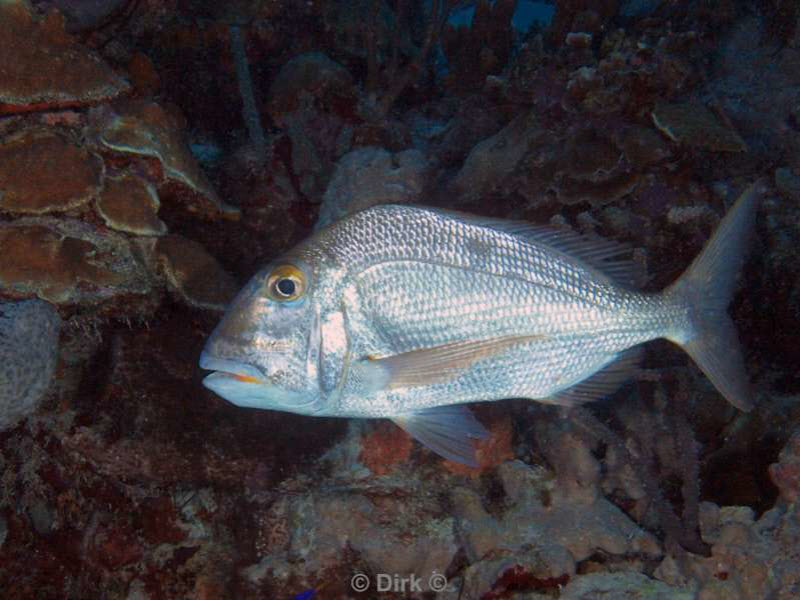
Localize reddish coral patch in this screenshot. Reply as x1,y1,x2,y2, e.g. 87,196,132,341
360,421,413,476
445,415,514,477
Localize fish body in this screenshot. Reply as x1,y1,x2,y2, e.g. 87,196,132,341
200,185,759,465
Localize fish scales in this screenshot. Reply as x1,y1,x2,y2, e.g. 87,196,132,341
299,208,675,414
200,185,759,465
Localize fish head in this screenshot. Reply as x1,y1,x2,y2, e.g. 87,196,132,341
199,260,325,415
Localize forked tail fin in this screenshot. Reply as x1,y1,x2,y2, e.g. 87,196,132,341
667,183,761,411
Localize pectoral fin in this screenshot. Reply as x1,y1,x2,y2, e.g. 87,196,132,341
392,405,489,466
352,334,545,392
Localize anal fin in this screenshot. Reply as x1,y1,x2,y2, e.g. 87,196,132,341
549,346,643,406
392,405,489,467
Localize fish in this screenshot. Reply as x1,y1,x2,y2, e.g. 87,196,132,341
200,183,760,466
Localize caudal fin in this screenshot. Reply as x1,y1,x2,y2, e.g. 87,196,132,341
667,183,760,411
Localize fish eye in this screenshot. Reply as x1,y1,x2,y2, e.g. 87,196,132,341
276,278,295,297
266,264,307,302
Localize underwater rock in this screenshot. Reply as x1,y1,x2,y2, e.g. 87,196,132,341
126,51,161,96
430,97,506,167
550,0,619,45
768,427,800,504
561,571,692,599
549,127,640,206
0,0,129,114
651,102,747,153
459,550,574,598
315,146,428,229
0,129,103,214
560,128,621,181
0,299,61,431
775,167,800,204
690,501,800,598
96,172,166,236
245,485,459,594
452,459,661,569
707,14,800,162
648,432,800,598
452,461,661,576
267,52,354,124
450,109,544,201
555,171,640,207
88,100,240,220
266,54,357,202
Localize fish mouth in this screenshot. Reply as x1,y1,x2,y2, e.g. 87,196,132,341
199,350,321,414
199,352,267,385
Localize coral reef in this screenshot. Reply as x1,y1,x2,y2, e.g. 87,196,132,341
0,0,798,598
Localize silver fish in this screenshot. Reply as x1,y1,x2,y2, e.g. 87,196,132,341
200,184,759,465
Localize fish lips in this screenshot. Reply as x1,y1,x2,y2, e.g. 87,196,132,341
199,352,265,381
199,352,270,407
199,352,317,413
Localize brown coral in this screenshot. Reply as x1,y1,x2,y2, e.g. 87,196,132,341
0,223,123,302
96,173,166,236
0,0,129,114
153,234,237,311
88,100,239,219
652,102,747,152
0,130,103,214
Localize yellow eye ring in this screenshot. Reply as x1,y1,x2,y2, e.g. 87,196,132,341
266,264,307,302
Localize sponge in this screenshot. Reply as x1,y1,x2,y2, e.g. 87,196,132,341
0,299,61,431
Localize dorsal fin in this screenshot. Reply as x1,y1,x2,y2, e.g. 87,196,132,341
411,206,643,288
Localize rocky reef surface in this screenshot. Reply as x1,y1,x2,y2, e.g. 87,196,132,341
1,0,799,598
